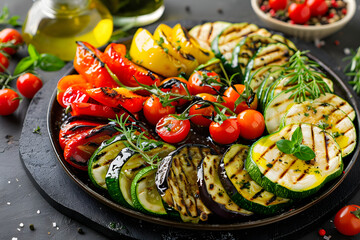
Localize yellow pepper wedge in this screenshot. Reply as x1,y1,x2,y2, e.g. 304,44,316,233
172,24,214,64
153,24,199,76
129,28,186,77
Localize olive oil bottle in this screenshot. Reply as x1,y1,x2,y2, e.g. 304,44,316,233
22,0,113,61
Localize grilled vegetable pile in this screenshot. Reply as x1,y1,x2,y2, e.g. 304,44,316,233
55,21,357,223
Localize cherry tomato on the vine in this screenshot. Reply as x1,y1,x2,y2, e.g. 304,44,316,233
0,28,23,55
269,0,288,11
189,93,217,127
0,89,20,116
237,109,265,140
156,115,190,143
288,3,311,24
223,84,258,114
334,205,360,236
0,52,9,72
16,73,43,99
306,0,328,16
188,70,222,95
209,118,240,145
143,95,176,125
159,77,189,106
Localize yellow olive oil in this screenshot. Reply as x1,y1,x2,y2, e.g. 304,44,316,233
22,0,113,61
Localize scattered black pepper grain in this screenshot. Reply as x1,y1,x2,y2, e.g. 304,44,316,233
185,6,191,13
217,8,223,14
29,224,35,231
78,227,84,234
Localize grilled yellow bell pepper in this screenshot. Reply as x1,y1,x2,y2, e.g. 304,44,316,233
172,24,214,64
129,28,186,77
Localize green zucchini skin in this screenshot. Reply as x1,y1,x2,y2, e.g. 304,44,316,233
198,154,253,219
131,165,168,216
246,123,343,199
88,134,127,190
219,144,291,215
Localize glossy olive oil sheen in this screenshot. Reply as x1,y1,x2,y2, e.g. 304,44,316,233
22,0,113,61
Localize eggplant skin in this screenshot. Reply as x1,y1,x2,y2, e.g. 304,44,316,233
197,155,253,219
155,144,214,222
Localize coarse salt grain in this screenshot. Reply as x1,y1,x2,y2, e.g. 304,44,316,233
344,48,351,55
19,223,24,227
52,222,57,227
37,210,41,214
8,181,11,184
12,238,17,240
7,202,11,205
17,228,21,232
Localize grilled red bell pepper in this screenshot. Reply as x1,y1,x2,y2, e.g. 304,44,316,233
63,123,119,170
102,43,161,89
70,102,123,119
59,120,103,149
74,41,119,88
57,74,89,108
60,83,91,108
86,87,146,113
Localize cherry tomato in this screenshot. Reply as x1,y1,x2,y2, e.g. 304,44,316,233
334,205,360,236
160,77,189,106
61,83,91,107
16,73,43,99
0,88,20,116
189,93,217,127
306,0,328,16
269,0,288,11
156,115,190,143
209,118,240,145
0,28,23,55
188,70,221,95
237,109,265,140
0,52,9,72
223,84,258,114
143,95,176,125
288,3,311,24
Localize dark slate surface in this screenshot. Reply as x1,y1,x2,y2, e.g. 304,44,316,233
2,0,360,239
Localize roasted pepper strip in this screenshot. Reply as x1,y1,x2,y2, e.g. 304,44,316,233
60,83,91,108
74,41,120,88
129,28,186,77
70,102,127,119
57,74,89,107
86,87,146,113
59,120,103,149
63,123,119,170
102,43,161,89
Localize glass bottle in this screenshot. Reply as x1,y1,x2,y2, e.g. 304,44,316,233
22,0,113,61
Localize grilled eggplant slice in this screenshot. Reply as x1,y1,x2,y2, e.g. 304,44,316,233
282,102,356,157
246,123,343,199
219,144,290,215
198,154,253,219
156,144,213,223
189,21,231,51
88,134,127,190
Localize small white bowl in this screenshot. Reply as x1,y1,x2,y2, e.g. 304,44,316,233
251,0,356,41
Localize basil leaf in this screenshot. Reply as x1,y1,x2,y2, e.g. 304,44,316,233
291,126,303,145
294,145,316,161
38,54,65,71
13,56,35,75
276,139,294,154
28,44,40,60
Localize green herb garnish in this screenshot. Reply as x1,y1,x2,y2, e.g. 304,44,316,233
0,6,21,26
345,47,360,94
276,126,316,161
32,126,41,135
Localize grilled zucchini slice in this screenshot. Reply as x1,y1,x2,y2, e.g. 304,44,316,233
246,123,343,199
198,154,253,219
88,134,127,190
156,144,213,223
219,144,291,215
282,102,356,157
316,93,356,121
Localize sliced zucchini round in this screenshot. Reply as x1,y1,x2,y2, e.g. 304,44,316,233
246,123,343,199
131,165,167,216
219,144,291,215
282,101,356,157
88,134,127,190
316,93,356,121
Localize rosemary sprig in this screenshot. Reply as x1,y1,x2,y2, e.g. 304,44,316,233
345,47,360,94
111,114,163,166
282,51,331,103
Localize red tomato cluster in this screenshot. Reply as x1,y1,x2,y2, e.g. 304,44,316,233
0,28,45,116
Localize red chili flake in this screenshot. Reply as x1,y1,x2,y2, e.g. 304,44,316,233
331,0,338,8
343,171,345,174
318,229,326,236
342,8,347,15
270,9,276,17
334,40,340,46
260,5,267,11
328,12,335,18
